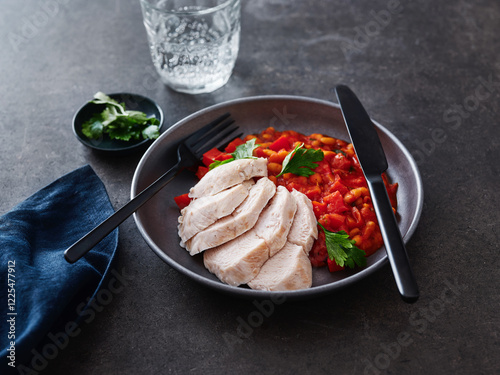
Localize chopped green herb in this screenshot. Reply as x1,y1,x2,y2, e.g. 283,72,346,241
209,138,260,170
209,158,234,170
276,143,324,177
82,92,160,142
318,223,367,269
231,138,259,160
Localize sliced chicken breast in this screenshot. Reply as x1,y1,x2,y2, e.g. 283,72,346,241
184,177,276,255
188,158,268,198
253,186,297,257
178,180,254,242
247,242,313,291
287,189,318,254
203,230,269,286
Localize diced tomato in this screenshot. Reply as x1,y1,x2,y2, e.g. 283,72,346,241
303,185,322,201
202,148,220,166
329,177,349,196
323,191,349,214
174,193,191,210
290,183,320,199
342,174,367,188
321,213,346,230
285,182,321,201
330,153,352,170
312,201,327,217
327,258,345,272
309,231,327,267
202,148,232,167
224,138,244,153
285,182,300,193
195,166,209,180
269,135,291,151
314,160,330,174
217,154,233,162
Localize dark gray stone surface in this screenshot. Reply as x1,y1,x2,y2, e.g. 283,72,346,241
1,0,499,374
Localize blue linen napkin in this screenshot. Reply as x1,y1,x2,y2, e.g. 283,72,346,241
0,165,118,367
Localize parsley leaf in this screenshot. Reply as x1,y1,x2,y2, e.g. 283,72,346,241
142,124,160,140
276,143,324,177
81,92,160,142
318,223,367,269
231,138,259,159
209,139,260,170
81,114,104,139
209,158,234,170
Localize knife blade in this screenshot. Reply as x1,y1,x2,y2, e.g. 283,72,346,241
335,84,419,303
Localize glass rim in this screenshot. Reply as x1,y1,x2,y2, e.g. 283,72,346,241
140,0,239,16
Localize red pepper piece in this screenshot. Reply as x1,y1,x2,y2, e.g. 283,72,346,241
224,138,244,153
195,166,209,180
323,191,349,214
202,147,232,167
327,258,345,272
269,135,291,151
174,193,191,210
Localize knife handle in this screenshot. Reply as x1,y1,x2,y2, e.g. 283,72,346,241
367,176,419,303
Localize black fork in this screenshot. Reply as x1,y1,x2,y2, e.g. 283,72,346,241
64,113,239,263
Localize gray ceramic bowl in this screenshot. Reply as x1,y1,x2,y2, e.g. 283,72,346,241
131,95,423,300
73,93,164,155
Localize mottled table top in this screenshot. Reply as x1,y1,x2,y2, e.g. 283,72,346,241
1,0,499,374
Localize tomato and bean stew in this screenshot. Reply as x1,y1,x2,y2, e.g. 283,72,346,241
176,127,399,273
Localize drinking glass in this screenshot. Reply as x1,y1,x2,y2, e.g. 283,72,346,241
140,0,241,94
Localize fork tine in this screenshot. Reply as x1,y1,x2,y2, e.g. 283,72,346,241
186,119,235,151
185,113,231,147
188,119,235,149
207,130,244,153
194,124,240,157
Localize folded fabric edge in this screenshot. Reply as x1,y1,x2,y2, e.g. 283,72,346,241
0,164,120,367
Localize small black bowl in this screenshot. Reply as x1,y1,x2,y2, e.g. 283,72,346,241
73,93,164,155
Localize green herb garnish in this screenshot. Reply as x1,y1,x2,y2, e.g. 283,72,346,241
231,138,259,160
276,143,324,177
318,223,367,269
209,139,260,170
82,92,160,142
208,158,233,170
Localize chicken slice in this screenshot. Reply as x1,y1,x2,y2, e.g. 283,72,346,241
253,186,297,257
247,242,313,291
188,158,268,198
184,177,276,255
287,189,318,254
178,180,254,242
203,230,269,286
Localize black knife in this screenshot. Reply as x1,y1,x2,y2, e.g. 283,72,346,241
335,84,419,303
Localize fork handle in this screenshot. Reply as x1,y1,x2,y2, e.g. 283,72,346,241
64,161,182,264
